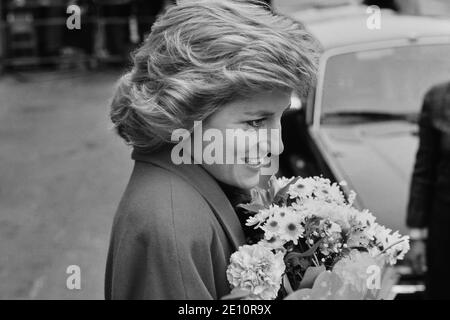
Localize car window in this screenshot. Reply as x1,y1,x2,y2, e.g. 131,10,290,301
321,44,450,119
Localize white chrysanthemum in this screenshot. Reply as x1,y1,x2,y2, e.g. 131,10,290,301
372,225,410,265
389,236,410,263
347,231,372,248
263,217,280,233
347,190,357,206
327,221,342,234
278,214,305,245
349,209,376,227
270,205,292,219
345,209,378,247
290,199,310,215
302,199,352,231
246,215,262,227
287,177,315,199
383,232,410,265
260,237,287,252
272,176,294,195
260,206,305,245
261,218,282,241
313,182,347,205
245,207,271,227
226,244,285,300
329,183,347,203
373,224,393,247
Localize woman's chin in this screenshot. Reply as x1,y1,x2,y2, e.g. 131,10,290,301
201,163,262,190
234,177,260,190
230,165,262,189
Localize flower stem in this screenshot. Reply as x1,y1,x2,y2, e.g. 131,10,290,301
376,238,408,256
313,253,321,266
306,242,321,266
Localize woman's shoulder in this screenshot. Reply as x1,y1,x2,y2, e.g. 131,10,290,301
112,161,216,241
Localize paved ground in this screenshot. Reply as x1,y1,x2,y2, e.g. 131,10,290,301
0,70,132,299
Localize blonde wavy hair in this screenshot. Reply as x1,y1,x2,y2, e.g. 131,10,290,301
110,0,321,152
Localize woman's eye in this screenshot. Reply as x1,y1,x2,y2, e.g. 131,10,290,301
246,119,266,128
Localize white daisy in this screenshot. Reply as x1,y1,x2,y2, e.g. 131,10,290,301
278,214,305,245
287,178,315,200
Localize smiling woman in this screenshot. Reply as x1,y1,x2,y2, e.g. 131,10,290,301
105,0,320,299
170,90,291,188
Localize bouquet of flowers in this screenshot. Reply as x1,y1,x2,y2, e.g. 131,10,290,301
223,176,410,300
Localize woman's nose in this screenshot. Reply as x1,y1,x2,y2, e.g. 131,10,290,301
258,126,284,157
269,125,284,156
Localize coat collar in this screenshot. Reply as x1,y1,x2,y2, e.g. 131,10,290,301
131,147,246,251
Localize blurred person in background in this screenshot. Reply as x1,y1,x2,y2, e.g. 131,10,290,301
406,81,450,300
97,0,173,61
61,0,96,69
133,0,167,43
97,0,132,60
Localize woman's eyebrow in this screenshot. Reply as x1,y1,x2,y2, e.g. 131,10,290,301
243,110,274,117
243,103,292,117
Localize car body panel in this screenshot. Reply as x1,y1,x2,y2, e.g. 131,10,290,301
307,14,450,51
310,122,418,235
283,13,450,235
279,10,450,297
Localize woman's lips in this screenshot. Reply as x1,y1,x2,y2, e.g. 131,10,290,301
242,156,271,168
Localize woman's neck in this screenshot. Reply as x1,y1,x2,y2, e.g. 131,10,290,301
215,180,251,210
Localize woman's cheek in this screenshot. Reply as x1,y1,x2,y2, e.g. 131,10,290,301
223,128,260,163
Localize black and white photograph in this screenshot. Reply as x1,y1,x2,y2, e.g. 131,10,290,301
0,0,449,304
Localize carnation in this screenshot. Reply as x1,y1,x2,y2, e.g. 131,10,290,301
226,244,285,300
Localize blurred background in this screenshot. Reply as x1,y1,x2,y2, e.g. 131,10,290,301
0,0,449,299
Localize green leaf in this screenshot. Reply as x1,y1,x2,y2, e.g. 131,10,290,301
237,203,265,214
298,257,311,270
285,271,346,300
239,187,273,212
285,239,324,260
299,265,326,289
273,176,301,204
283,274,294,295
220,288,251,300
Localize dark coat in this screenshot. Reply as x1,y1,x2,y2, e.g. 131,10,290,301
407,81,450,228
406,81,450,299
105,147,246,299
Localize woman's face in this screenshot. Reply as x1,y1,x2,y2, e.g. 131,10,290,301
197,90,292,190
